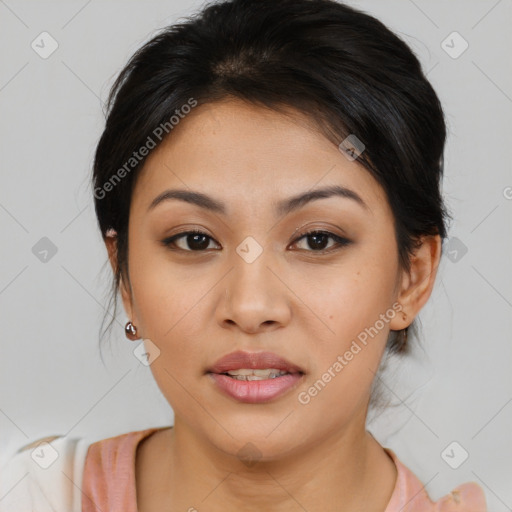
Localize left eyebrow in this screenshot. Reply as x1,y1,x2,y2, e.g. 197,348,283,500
146,185,368,216
274,185,368,216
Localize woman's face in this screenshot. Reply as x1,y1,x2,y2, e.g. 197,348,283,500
119,98,408,459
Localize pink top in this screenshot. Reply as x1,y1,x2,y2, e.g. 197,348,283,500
81,427,488,512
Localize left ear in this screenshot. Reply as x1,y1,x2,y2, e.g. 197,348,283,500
389,234,442,330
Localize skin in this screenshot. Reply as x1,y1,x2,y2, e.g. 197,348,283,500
105,97,441,511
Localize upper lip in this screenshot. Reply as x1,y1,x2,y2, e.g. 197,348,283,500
207,350,305,374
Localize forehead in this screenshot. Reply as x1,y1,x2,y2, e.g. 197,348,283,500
131,99,389,218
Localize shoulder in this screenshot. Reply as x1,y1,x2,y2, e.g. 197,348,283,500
0,434,90,512
82,426,171,512
384,448,488,512
0,427,168,512
82,426,165,478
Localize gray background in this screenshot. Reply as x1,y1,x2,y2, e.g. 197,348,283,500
0,0,511,509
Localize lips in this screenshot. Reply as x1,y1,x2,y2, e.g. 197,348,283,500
206,350,305,404
206,350,305,375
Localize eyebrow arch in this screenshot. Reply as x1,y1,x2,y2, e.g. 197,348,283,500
147,185,367,216
147,189,226,214
275,185,368,216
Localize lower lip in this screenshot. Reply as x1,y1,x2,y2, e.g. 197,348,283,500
208,373,303,403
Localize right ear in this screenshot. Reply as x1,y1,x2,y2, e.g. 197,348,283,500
104,231,133,320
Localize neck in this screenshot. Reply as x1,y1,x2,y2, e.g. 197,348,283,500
159,416,397,512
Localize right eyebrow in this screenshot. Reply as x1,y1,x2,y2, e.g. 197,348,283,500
147,189,226,215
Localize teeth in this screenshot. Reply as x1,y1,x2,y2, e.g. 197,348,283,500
225,368,288,380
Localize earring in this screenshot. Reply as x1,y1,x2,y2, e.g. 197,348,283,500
125,321,139,341
400,311,409,351
401,326,409,350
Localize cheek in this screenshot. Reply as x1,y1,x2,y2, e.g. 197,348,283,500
127,242,201,351
294,278,395,431
293,238,399,399
128,251,211,415
296,242,399,347
127,240,229,388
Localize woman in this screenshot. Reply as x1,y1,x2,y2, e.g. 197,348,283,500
1,0,488,510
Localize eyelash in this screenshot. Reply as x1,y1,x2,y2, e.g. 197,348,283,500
161,228,352,254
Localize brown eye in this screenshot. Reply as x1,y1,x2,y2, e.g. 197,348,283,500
162,230,219,252
291,230,351,253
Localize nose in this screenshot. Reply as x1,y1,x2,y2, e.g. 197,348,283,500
216,253,292,334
